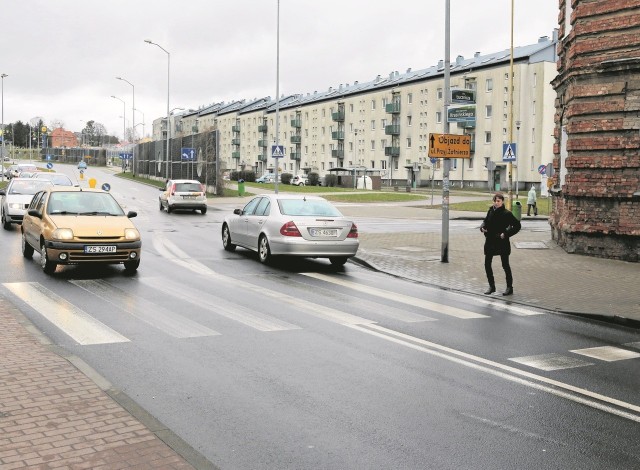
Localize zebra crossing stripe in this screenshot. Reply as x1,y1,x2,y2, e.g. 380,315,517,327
3,282,130,345
301,273,488,319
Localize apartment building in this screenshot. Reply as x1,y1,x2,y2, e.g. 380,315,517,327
156,33,558,190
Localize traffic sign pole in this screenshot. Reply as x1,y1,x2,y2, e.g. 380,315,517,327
441,0,451,263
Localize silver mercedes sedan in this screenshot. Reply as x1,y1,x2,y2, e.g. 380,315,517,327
222,194,359,265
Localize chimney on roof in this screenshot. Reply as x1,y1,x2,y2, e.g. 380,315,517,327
339,84,343,91
354,80,358,85
456,55,464,65
538,35,549,43
437,59,444,69
407,67,412,73
328,86,332,92
389,72,394,79
395,71,399,77
474,51,481,58
375,75,381,82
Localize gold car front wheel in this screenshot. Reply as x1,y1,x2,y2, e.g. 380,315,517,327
40,242,57,274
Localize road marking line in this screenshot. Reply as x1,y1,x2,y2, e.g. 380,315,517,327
569,346,640,362
262,274,437,323
4,282,129,345
70,279,220,338
348,323,640,423
139,277,300,332
302,272,488,319
153,234,374,326
508,353,593,371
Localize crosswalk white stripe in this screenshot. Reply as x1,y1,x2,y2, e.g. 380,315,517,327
139,277,301,332
154,233,374,326
261,274,437,323
4,282,130,345
301,273,488,319
70,279,220,338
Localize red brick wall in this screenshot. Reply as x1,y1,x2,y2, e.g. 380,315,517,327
551,0,640,261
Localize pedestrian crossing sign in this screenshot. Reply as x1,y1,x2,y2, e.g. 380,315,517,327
502,143,517,162
271,145,285,159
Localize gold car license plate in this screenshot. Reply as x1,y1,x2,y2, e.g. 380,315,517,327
84,245,117,253
310,228,338,237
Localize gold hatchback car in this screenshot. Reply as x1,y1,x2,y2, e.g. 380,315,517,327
21,186,141,274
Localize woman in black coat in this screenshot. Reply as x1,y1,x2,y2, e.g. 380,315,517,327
480,193,521,295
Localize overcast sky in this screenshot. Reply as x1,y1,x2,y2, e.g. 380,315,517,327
2,0,559,140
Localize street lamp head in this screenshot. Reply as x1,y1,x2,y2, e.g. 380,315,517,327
1,73,7,79
144,39,153,44
116,76,122,80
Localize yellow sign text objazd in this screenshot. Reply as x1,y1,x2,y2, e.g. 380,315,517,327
428,133,472,158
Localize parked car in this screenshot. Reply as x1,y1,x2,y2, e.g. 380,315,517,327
21,186,141,274
8,163,38,179
221,194,359,265
256,173,278,183
0,178,53,229
291,174,309,186
31,172,75,186
159,179,207,214
77,160,88,170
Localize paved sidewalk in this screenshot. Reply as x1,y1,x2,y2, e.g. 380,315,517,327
0,299,207,469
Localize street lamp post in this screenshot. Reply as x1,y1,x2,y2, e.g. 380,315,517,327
515,120,521,199
134,108,145,138
116,76,136,176
145,39,170,179
111,95,126,170
1,73,7,182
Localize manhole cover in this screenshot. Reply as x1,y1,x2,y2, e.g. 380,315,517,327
514,241,548,249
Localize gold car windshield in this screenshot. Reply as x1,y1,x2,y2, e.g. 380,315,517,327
47,192,126,216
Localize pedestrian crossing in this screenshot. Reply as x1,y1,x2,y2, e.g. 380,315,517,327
3,273,639,372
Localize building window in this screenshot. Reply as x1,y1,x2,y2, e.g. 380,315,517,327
485,132,492,144
349,142,354,151
485,105,492,118
533,73,537,87
437,88,443,100
407,115,412,126
381,160,387,170
531,128,535,143
382,97,388,107
371,120,375,130
406,137,412,148
371,140,375,150
381,118,387,128
371,160,375,168
436,112,442,123
322,109,326,117
532,100,536,115
371,99,376,110
350,104,354,112
486,79,493,92
531,155,535,171
407,93,413,104
468,157,473,169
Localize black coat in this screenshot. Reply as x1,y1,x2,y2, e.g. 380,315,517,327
480,205,521,255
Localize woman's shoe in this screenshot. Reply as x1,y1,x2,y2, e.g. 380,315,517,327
484,286,496,295
502,287,514,296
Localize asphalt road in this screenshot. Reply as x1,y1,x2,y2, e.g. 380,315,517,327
1,165,639,469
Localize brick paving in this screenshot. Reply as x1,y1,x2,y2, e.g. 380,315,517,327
0,298,195,470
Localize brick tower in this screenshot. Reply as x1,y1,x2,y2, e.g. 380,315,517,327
550,0,640,261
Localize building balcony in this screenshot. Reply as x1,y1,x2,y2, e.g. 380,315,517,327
290,152,301,160
258,154,267,162
291,119,302,128
331,131,344,140
384,125,400,135
258,139,268,147
232,151,240,159
291,135,302,144
232,125,240,133
384,146,400,157
331,111,345,122
258,124,268,133
331,149,344,158
385,102,401,114
457,120,476,129
232,138,241,145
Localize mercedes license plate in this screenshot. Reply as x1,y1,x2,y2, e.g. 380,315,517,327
310,228,338,237
84,245,116,253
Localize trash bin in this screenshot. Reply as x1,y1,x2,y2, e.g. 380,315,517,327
237,179,245,196
513,200,522,220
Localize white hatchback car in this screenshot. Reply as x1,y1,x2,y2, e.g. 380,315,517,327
159,179,207,214
291,175,309,186
0,178,54,229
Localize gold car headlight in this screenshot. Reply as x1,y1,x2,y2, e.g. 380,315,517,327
52,228,74,240
9,203,22,209
124,228,140,240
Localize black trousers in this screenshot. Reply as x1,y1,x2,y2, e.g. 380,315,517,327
527,203,537,216
485,253,513,288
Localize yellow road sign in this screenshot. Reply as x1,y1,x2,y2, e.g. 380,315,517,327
428,133,471,158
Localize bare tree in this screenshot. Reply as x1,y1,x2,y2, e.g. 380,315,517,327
50,118,65,129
